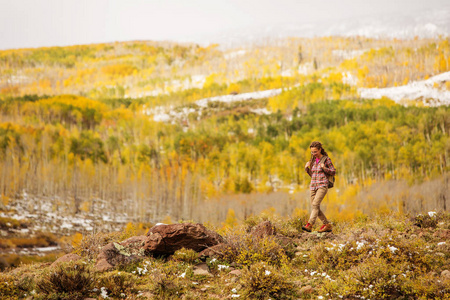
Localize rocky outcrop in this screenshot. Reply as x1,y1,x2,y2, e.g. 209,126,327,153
95,235,147,272
251,221,276,238
144,223,223,255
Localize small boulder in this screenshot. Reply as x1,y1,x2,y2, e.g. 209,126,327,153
441,270,450,280
300,285,314,294
251,221,276,238
95,235,147,272
193,263,213,277
51,253,82,267
198,243,227,259
229,269,242,277
194,262,209,272
433,229,450,240
144,223,223,256
274,234,293,247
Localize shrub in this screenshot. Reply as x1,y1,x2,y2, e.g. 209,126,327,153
412,213,438,228
0,273,20,299
150,271,184,299
220,232,288,266
73,231,124,259
172,247,199,264
7,232,58,248
321,255,450,300
240,262,297,299
36,261,94,299
243,213,305,237
97,270,139,298
206,257,230,275
0,217,30,230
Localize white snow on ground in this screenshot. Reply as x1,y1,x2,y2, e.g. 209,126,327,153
147,70,450,124
127,75,206,98
224,50,247,60
147,88,282,123
195,88,282,107
332,49,369,60
298,62,314,75
250,108,272,115
358,71,450,106
342,72,358,86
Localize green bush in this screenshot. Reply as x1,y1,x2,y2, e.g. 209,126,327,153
172,247,199,264
240,262,297,299
36,261,94,299
97,270,139,298
0,273,20,299
220,232,288,266
150,272,184,300
321,255,450,300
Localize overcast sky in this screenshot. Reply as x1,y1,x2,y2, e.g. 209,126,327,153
1,0,449,50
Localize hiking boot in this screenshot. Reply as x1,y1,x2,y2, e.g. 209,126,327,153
318,224,332,233
302,223,313,232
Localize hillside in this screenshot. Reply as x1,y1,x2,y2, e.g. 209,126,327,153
0,36,449,271
1,211,449,299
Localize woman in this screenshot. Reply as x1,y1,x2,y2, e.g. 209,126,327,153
302,141,336,233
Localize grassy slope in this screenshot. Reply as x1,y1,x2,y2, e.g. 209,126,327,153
1,211,449,299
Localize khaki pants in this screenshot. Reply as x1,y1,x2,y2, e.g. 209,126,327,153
308,187,329,225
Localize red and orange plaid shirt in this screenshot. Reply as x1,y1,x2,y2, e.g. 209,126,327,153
305,156,336,191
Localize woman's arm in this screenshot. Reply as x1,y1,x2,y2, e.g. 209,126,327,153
321,157,336,175
305,161,312,177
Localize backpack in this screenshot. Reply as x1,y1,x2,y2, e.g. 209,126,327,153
319,156,335,189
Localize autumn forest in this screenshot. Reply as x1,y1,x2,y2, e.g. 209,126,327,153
1,37,449,225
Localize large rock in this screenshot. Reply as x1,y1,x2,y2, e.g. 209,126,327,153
95,235,147,272
144,223,223,256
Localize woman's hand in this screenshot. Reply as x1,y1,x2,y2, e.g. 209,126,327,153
320,163,325,169
305,161,311,168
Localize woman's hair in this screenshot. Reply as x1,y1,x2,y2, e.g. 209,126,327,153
309,141,328,167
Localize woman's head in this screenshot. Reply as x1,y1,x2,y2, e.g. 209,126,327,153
309,141,328,158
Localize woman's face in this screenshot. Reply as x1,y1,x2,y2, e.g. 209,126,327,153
310,147,321,158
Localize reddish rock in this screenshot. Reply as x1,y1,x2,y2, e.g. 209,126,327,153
433,229,450,240
198,243,227,258
300,285,314,294
229,269,242,276
50,253,82,267
144,223,223,255
95,257,114,272
275,234,293,247
95,235,147,272
251,221,276,238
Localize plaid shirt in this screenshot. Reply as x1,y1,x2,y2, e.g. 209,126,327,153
305,156,336,191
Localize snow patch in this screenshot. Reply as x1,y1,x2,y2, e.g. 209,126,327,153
196,88,282,108
332,49,369,60
224,50,247,60
342,72,358,86
359,71,450,106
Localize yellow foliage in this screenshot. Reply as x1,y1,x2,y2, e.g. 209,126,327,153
162,215,173,224
80,201,90,212
101,64,137,78
1,194,9,206
222,208,238,229
72,232,83,248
